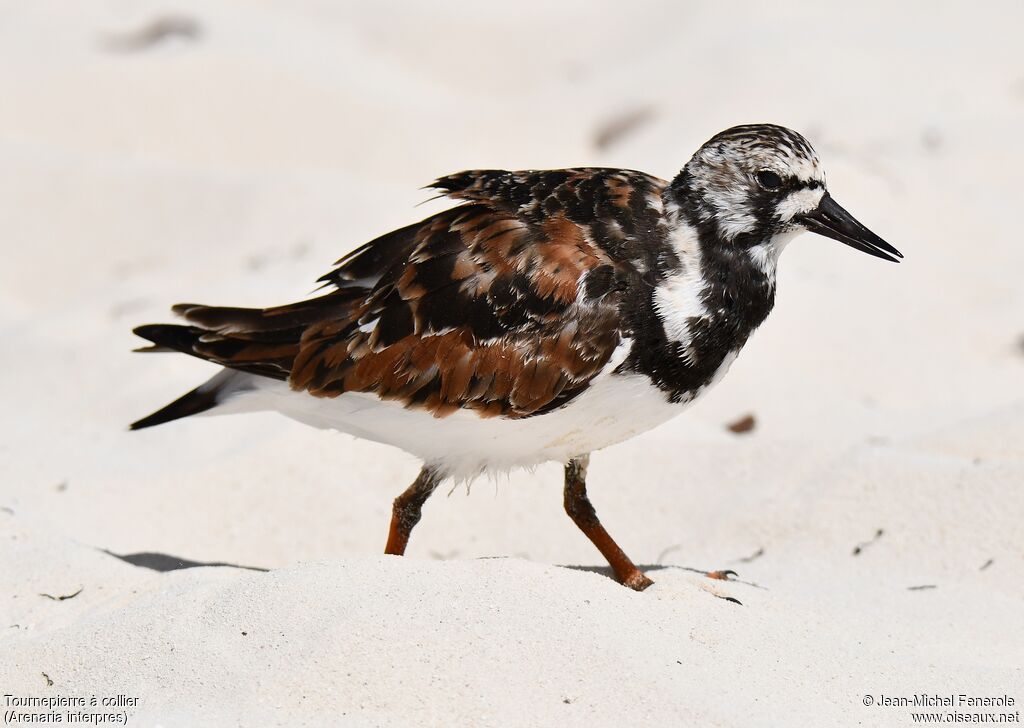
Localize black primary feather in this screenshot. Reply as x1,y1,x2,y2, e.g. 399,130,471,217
129,382,220,430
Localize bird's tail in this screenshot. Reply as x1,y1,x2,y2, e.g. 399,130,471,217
130,290,367,430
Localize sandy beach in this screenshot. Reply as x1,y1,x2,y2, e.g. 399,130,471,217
1,2,1022,725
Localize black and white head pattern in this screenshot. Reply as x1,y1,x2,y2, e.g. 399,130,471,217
674,124,827,253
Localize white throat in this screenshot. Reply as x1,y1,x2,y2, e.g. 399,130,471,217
746,228,798,282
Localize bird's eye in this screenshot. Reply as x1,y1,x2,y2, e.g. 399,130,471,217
755,170,783,191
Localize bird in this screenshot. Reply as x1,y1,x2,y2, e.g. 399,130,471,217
131,123,901,591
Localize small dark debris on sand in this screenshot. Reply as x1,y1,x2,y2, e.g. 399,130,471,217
593,107,655,151
101,16,201,53
907,584,937,591
42,672,53,687
852,528,884,556
715,594,743,605
726,414,757,434
979,558,994,571
39,587,83,601
921,128,943,152
429,549,461,561
736,547,765,564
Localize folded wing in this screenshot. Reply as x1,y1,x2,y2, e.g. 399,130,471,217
135,168,666,418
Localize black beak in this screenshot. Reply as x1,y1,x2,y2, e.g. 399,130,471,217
798,193,903,263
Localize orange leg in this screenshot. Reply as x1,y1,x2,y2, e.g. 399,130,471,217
564,455,653,591
385,467,441,556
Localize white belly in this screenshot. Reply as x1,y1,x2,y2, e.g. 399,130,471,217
218,346,740,480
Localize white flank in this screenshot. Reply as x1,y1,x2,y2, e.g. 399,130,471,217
209,339,686,480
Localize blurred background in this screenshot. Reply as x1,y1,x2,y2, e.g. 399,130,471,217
1,1,1021,570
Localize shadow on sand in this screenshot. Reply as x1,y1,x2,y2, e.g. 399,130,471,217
99,548,268,573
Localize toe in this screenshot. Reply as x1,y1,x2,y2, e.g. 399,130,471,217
705,569,738,581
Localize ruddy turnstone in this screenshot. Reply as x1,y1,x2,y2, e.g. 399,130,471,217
132,124,901,590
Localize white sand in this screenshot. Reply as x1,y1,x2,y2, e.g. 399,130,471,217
2,2,1022,726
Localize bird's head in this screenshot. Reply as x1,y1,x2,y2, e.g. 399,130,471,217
672,124,902,265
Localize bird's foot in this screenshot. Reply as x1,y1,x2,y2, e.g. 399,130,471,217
705,569,738,581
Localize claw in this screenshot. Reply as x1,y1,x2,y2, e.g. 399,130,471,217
706,569,738,581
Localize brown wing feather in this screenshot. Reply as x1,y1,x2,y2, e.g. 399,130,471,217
290,201,623,418
140,167,668,418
